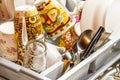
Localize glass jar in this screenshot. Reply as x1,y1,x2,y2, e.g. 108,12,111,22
23,40,47,73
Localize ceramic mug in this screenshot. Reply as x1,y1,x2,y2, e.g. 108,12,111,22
34,0,74,39
0,21,17,61
0,0,14,21
14,5,44,65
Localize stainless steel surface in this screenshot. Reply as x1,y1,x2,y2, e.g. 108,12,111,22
76,30,94,53
82,26,104,73
72,29,94,65
57,47,74,74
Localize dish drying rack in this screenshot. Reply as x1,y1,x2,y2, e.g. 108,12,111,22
0,0,120,80
0,32,120,80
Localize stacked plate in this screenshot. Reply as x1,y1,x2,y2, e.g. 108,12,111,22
80,0,120,39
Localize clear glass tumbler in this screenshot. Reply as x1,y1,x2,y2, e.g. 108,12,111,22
24,40,47,73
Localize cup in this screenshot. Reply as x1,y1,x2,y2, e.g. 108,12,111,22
14,5,44,65
24,40,47,72
0,21,17,61
0,0,14,21
58,25,79,51
34,0,74,39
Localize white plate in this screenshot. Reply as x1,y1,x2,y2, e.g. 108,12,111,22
80,0,114,32
105,0,120,39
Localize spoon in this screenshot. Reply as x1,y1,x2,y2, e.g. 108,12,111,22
81,26,105,60
72,26,111,65
72,29,94,65
58,27,110,73
82,26,105,73
57,47,74,74
72,29,94,53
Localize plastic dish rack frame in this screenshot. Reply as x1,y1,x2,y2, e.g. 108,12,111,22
0,0,120,79
0,35,120,80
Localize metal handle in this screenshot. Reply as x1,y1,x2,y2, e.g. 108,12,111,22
81,26,105,60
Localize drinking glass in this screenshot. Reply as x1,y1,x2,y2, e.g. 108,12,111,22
24,40,47,73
